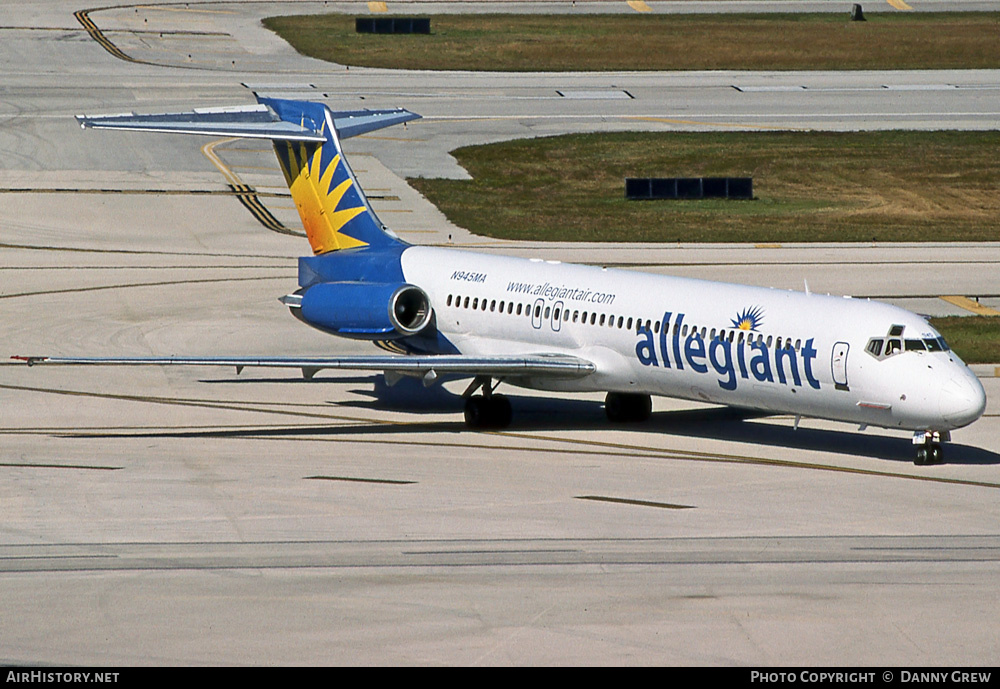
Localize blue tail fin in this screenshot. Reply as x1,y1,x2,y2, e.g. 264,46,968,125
259,97,404,255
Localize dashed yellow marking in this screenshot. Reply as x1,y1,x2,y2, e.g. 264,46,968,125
306,475,415,485
755,243,782,249
368,1,388,12
886,0,913,9
627,0,652,12
940,296,1000,317
578,495,693,510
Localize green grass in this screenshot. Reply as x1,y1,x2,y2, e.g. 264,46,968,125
930,317,1000,365
407,131,1000,244
262,12,1000,71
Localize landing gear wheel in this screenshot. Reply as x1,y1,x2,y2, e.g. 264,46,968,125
605,392,652,423
486,394,512,429
464,395,488,429
914,442,945,465
463,394,512,430
913,431,947,466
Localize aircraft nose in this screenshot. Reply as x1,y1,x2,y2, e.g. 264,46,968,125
939,372,987,428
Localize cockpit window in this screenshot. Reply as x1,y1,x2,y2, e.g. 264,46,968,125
888,325,905,337
868,333,949,361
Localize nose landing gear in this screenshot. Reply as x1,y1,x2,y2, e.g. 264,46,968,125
913,430,948,465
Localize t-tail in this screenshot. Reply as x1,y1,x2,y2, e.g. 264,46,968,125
260,97,401,255
75,96,420,255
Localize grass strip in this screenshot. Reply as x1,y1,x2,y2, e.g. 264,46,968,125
407,131,1000,244
262,12,1000,71
930,317,1000,365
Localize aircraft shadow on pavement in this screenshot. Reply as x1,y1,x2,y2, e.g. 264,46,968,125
182,375,998,465
340,377,998,465
644,409,999,466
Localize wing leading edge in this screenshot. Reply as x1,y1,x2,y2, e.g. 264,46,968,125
12,354,596,381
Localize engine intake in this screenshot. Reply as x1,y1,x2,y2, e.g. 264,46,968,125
295,282,433,339
389,283,433,335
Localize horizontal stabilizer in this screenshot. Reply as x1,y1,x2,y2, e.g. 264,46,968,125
75,103,420,142
12,354,595,379
326,109,422,139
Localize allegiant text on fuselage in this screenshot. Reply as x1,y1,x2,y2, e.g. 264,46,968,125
635,311,821,392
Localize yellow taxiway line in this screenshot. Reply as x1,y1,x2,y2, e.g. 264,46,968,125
886,0,914,10
368,2,388,12
627,1,653,12
200,138,243,187
940,296,1000,317
201,138,297,236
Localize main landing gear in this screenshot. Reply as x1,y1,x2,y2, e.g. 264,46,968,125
605,392,652,423
913,430,947,466
462,376,512,430
461,384,655,430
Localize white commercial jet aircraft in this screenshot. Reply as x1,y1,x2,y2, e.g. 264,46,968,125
14,98,986,465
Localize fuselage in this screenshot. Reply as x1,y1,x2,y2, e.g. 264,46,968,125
395,245,986,433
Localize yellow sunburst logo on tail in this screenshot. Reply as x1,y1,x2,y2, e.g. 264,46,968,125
278,141,370,254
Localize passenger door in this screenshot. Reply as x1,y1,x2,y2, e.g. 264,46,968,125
551,301,564,332
832,342,850,390
531,298,544,330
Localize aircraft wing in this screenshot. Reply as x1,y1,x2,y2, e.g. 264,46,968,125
75,103,421,142
12,354,595,381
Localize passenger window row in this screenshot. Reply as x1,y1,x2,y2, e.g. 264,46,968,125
446,293,647,330
445,293,805,349
447,294,530,317
665,323,805,352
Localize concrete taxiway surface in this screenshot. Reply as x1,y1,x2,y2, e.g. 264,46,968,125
1,0,999,665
